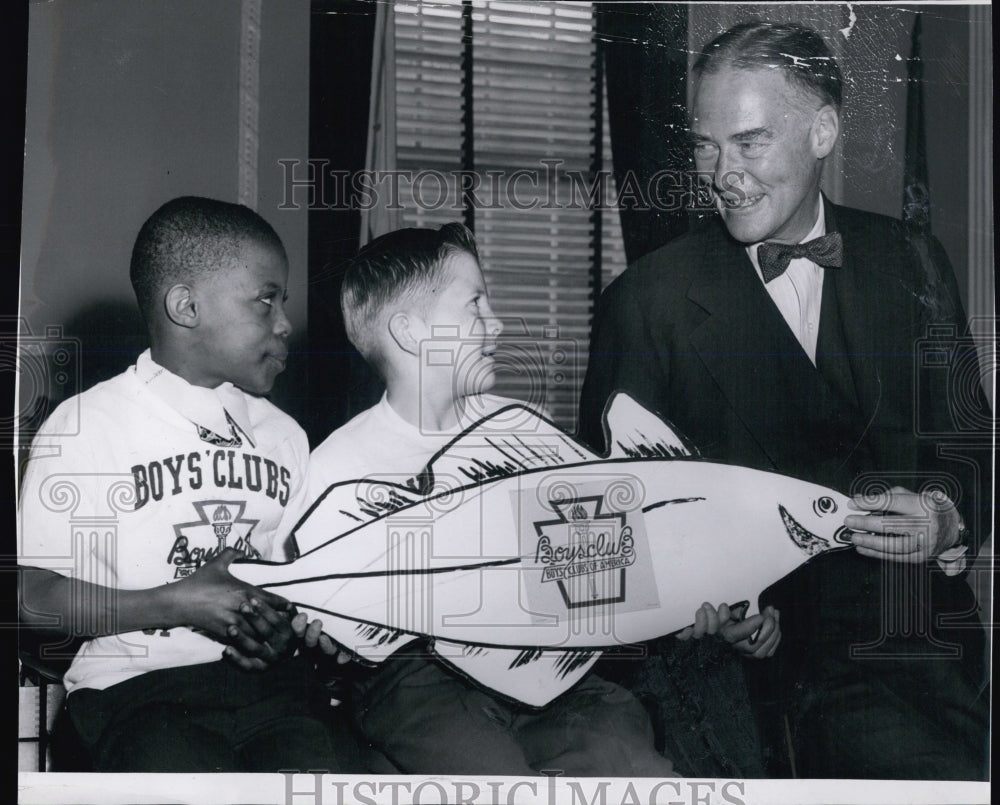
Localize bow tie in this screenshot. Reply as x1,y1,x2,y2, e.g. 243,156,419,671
757,232,843,283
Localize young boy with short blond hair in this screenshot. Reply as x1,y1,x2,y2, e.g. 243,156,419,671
308,222,676,776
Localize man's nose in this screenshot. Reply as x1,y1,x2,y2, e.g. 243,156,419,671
714,149,744,196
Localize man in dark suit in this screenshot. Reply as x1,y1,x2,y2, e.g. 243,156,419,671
580,21,990,779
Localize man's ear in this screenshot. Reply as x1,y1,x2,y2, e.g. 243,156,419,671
164,284,198,328
811,105,839,159
388,311,421,356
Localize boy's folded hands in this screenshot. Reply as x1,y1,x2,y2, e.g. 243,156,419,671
188,549,353,671
170,547,295,670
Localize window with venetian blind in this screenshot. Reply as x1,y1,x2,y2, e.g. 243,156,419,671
394,0,625,429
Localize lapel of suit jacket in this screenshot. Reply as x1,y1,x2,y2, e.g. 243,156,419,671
685,219,837,470
815,201,861,407
824,201,920,428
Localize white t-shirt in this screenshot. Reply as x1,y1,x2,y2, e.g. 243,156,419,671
18,350,310,693
304,392,533,550
308,392,531,499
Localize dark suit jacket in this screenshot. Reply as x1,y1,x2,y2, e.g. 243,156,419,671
580,201,990,554
579,201,991,667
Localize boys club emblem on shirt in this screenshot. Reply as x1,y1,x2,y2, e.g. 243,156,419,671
168,499,261,577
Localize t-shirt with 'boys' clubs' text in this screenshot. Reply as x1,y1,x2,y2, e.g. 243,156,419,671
18,350,310,694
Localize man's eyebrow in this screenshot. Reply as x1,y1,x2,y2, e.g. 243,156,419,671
731,127,771,142
687,130,712,144
256,281,284,293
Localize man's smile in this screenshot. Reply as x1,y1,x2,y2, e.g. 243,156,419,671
720,192,765,210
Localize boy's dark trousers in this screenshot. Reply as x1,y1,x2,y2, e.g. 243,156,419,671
351,650,676,777
67,655,359,772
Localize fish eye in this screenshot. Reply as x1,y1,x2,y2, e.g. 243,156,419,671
813,496,837,516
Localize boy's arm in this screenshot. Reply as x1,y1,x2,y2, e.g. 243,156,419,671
19,547,293,654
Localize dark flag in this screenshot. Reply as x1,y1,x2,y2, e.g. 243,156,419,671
901,12,955,322
902,12,930,230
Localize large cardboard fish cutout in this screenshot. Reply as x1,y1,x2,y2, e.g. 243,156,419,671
232,393,852,706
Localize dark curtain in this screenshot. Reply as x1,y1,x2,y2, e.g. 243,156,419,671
597,3,691,264
306,0,383,447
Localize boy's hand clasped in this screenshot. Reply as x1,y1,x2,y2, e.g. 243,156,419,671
222,598,301,671
676,601,781,659
209,563,353,671
173,547,297,670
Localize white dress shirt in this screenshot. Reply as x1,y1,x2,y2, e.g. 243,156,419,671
746,195,826,365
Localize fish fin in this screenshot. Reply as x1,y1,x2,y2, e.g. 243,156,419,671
602,392,698,459
291,478,424,554
296,405,601,554
417,403,600,493
332,614,419,661
431,641,601,707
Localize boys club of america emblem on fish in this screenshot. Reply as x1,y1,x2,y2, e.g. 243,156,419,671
231,393,854,706
518,485,661,621
533,496,637,607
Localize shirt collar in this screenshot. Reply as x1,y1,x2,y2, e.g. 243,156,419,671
378,391,417,434
746,194,827,271
380,391,481,437
135,350,255,443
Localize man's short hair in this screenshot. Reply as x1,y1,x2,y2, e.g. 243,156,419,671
341,222,480,368
693,21,842,109
130,196,285,322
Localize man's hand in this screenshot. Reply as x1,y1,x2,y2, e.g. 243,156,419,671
168,548,291,647
845,486,962,563
676,602,781,659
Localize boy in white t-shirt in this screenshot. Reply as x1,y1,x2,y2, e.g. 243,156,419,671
307,223,677,776
18,196,355,772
